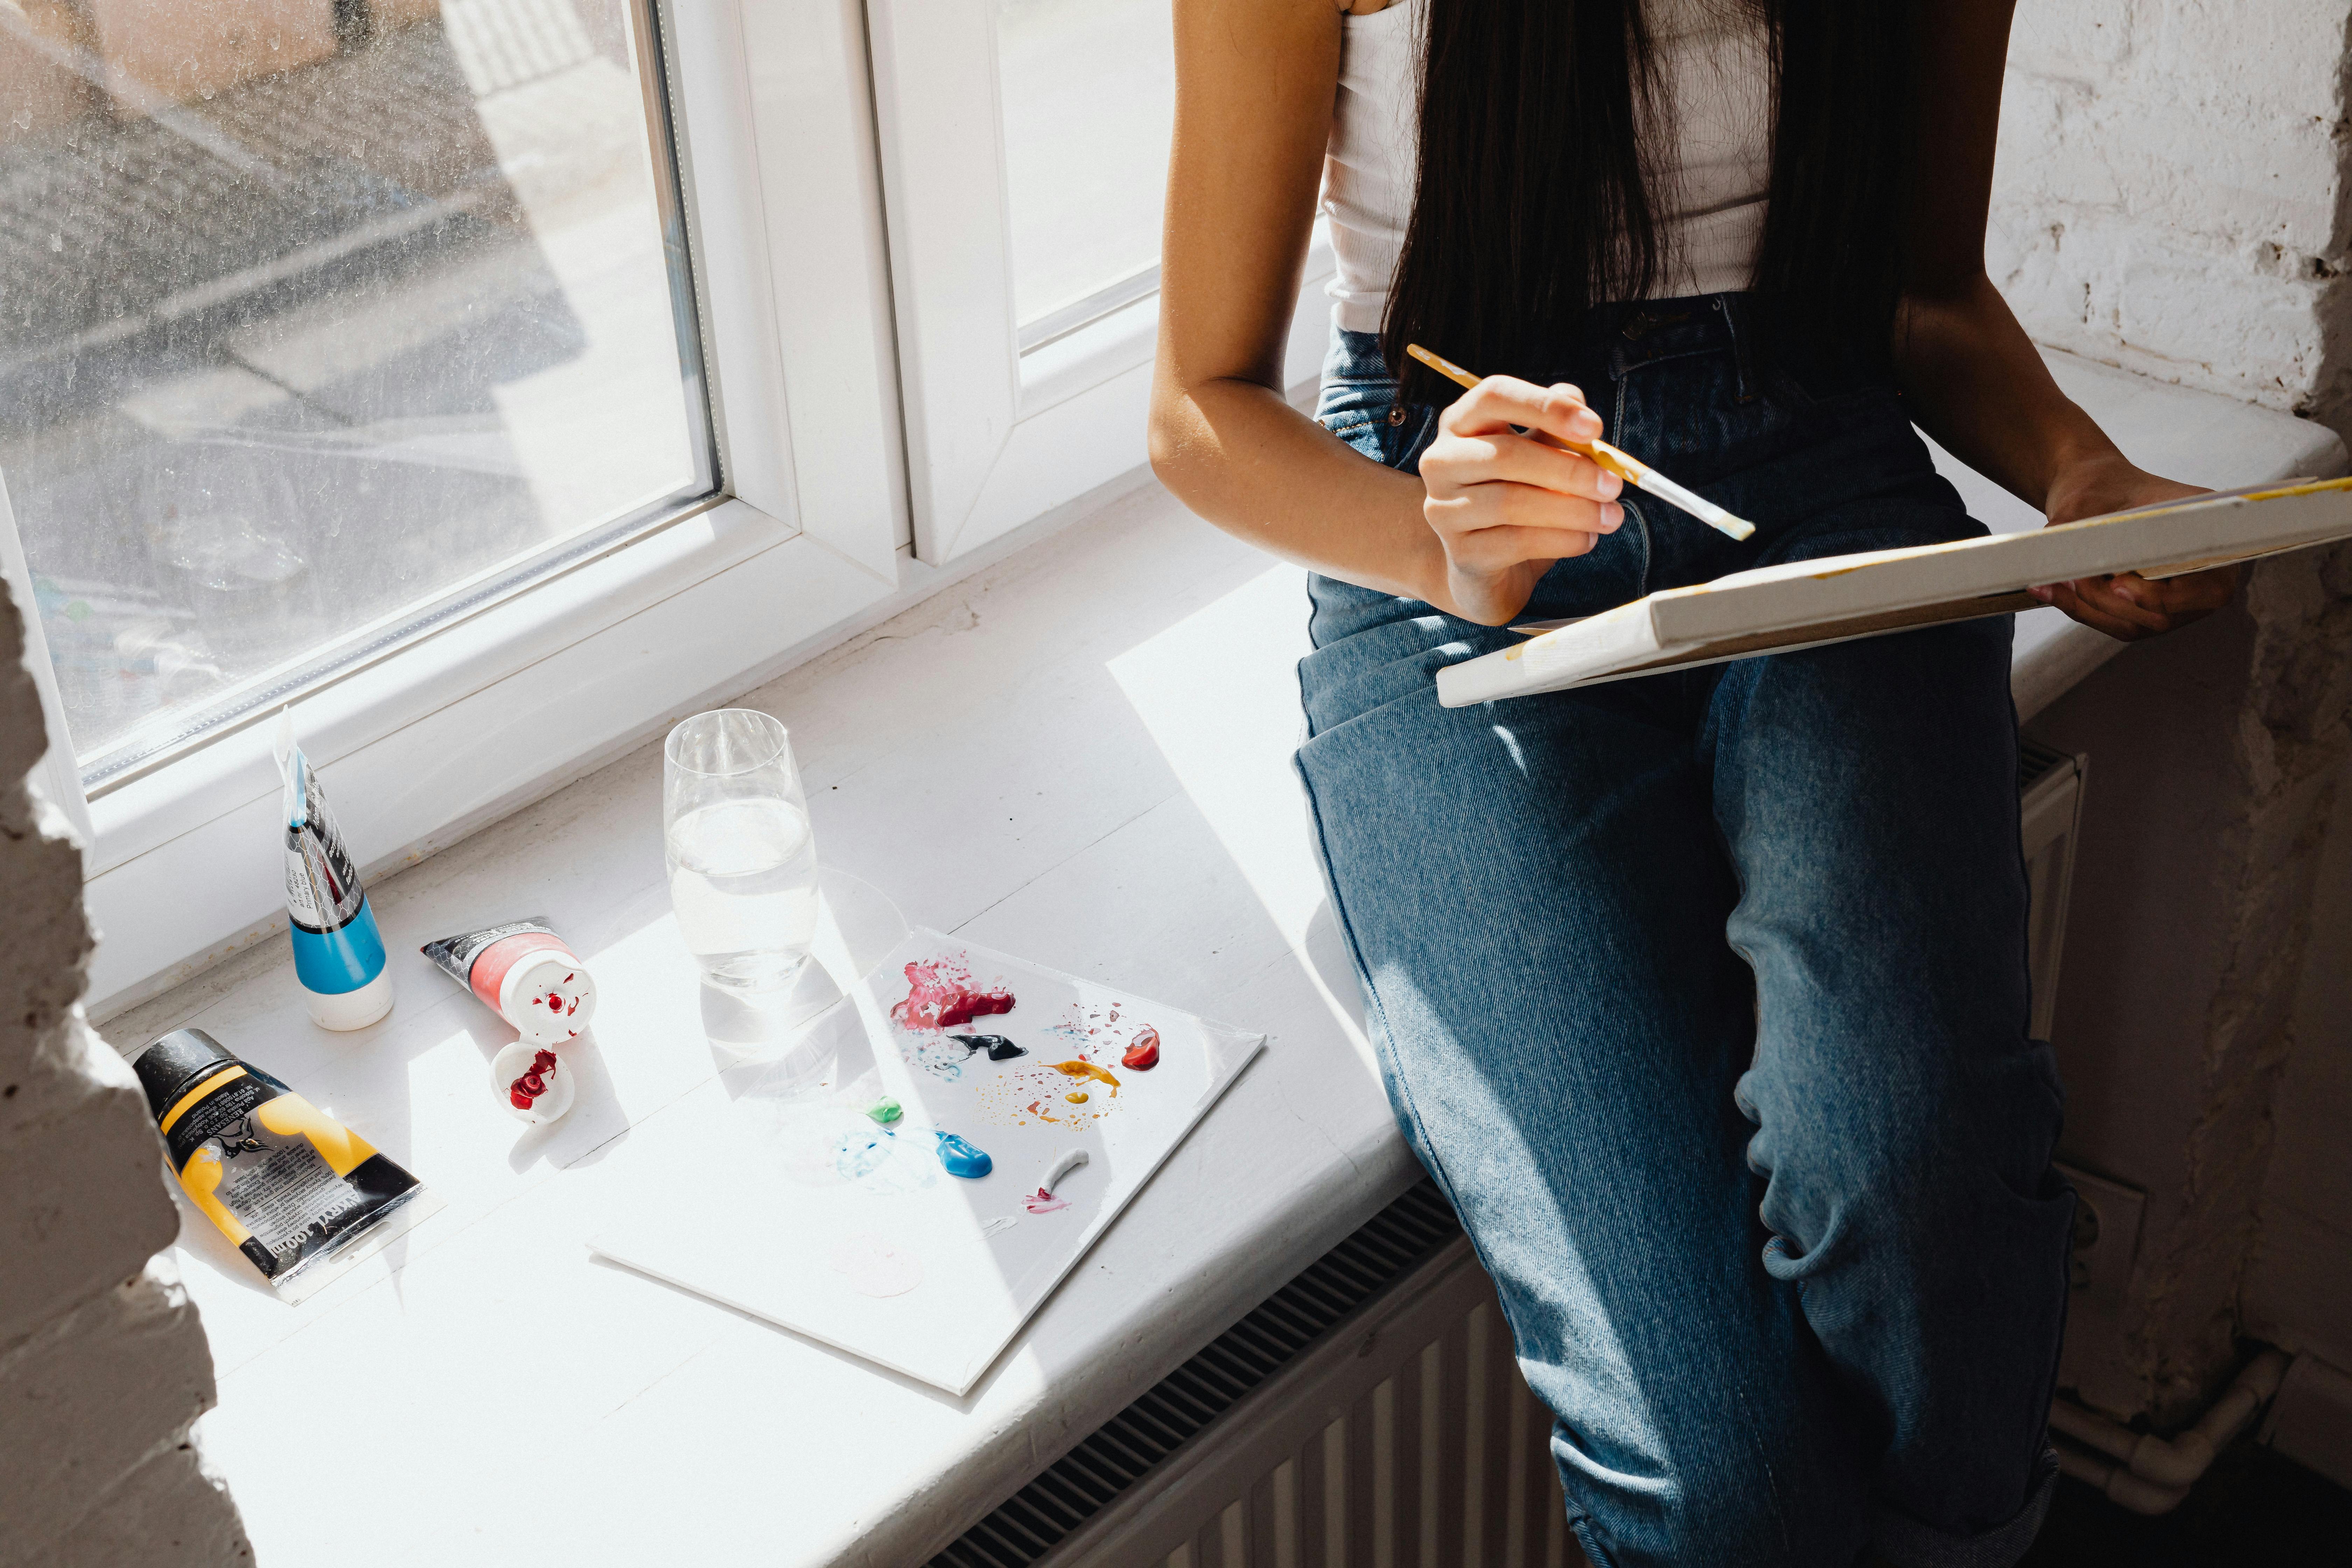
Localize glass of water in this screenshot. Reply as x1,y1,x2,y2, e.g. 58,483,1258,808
663,710,820,992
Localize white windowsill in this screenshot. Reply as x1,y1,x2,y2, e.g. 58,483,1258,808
112,471,1420,1567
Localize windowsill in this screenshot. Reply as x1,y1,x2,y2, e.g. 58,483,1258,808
108,475,1421,1566
102,346,2342,1565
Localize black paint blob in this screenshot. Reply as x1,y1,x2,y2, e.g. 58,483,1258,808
949,1034,1027,1062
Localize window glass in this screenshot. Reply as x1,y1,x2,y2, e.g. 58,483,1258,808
997,0,1175,344
0,0,714,786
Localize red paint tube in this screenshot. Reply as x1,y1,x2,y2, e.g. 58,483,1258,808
421,917,596,1044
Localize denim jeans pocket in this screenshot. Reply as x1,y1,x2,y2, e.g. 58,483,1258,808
1317,377,1408,466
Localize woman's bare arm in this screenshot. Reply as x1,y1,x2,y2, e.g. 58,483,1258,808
1149,0,1619,626
1896,0,2232,639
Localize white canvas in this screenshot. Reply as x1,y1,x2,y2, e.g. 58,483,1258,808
587,930,1265,1394
1437,477,2352,706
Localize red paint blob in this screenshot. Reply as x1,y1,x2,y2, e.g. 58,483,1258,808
532,1050,558,1071
890,955,1016,1031
520,1071,545,1096
1122,1027,1160,1071
510,1088,534,1110
937,990,1014,1029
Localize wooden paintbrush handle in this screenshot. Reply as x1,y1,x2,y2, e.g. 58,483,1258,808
1406,343,1646,482
1533,429,1646,484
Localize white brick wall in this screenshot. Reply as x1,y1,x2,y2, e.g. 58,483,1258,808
0,580,248,1561
1995,0,2352,418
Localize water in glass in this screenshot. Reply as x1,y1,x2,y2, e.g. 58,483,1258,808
664,711,819,990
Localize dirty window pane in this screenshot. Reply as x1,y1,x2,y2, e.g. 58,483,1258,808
998,0,1174,340
0,0,715,785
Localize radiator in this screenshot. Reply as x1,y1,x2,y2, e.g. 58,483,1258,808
934,747,2086,1568
932,1183,1579,1568
2018,740,2087,1043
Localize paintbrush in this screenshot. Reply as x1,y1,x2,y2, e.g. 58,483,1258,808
1405,343,1756,542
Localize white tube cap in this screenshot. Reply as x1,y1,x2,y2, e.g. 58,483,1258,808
492,1039,574,1125
307,968,394,1032
500,952,596,1045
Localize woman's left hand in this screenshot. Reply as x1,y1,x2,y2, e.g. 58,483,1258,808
2029,456,2236,640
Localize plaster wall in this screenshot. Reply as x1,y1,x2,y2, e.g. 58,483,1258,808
2027,545,2352,1425
2244,738,2352,1376
0,583,249,1559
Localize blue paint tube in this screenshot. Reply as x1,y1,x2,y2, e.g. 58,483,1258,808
273,714,393,1031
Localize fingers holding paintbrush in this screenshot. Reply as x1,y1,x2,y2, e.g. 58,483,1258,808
1414,370,1626,626
1406,344,1757,541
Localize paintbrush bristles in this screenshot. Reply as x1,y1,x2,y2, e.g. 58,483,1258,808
1402,342,1757,543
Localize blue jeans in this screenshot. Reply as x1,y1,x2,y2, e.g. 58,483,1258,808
1294,301,2071,1568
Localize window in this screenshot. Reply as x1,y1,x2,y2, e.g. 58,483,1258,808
868,0,1331,565
9,0,1325,1016
4,0,904,1015
1000,0,1174,349
1,0,714,789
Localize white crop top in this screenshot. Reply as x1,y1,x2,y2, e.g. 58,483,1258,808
1322,0,1773,334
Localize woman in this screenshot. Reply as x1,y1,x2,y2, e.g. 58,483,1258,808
1149,2,2235,1564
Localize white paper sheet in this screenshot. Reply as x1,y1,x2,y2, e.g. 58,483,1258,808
587,930,1265,1394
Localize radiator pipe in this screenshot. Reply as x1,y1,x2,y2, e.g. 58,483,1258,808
2047,1349,2291,1515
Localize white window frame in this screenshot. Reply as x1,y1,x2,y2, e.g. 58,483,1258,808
11,0,909,1018
866,0,1334,564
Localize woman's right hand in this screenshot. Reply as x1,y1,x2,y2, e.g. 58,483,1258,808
1419,377,1625,625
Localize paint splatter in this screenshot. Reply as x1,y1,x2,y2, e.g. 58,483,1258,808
891,954,1015,1031
772,1107,936,1194
866,1098,902,1124
967,1060,1124,1130
934,1130,994,1179
1121,1027,1160,1071
828,1233,922,1298
949,1034,1027,1062
1050,1060,1121,1090
901,1037,968,1082
835,1129,896,1181
1024,1188,1070,1214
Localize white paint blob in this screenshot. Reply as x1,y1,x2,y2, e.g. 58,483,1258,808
1040,1148,1088,1195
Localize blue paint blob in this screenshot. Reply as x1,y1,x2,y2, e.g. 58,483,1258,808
933,1130,994,1179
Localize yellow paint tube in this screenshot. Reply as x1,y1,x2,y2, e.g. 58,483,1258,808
131,1029,439,1302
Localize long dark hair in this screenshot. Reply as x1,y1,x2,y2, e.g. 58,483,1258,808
1382,0,1917,405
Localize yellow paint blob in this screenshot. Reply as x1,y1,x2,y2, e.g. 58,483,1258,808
1067,1091,1089,1104
1049,1060,1121,1090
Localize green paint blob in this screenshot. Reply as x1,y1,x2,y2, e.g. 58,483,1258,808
866,1098,902,1124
